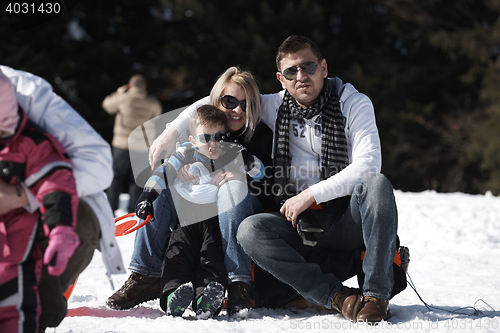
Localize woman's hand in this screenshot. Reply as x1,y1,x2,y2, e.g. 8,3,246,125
279,188,316,228
210,170,244,187
148,124,178,170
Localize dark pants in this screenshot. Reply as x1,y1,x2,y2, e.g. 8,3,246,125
38,199,100,328
107,147,144,213
159,217,228,311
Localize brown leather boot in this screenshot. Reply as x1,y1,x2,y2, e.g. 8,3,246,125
356,296,390,323
331,286,364,321
106,272,161,310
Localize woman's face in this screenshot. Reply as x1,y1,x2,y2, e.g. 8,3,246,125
220,82,247,134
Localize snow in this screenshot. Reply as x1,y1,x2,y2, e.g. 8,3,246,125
55,190,500,333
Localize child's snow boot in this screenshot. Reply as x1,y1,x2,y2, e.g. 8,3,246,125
195,281,225,319
166,282,194,317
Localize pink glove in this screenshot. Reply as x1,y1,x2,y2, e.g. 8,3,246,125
43,225,81,276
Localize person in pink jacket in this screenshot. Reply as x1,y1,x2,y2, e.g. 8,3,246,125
0,69,80,333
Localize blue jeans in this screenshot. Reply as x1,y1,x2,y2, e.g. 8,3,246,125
237,173,398,309
129,187,177,277
218,181,263,284
129,181,263,281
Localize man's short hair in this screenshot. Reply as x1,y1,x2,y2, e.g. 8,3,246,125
276,35,323,71
189,104,228,135
129,74,147,89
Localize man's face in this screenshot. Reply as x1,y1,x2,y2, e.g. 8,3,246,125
276,48,328,108
189,123,226,160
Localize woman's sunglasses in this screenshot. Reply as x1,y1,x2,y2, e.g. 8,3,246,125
220,95,247,112
193,131,227,144
282,61,318,80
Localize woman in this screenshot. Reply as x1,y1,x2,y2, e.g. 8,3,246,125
107,67,273,316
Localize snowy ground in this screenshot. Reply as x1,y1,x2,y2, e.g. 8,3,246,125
54,190,500,333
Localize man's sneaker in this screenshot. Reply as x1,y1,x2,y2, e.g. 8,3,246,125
356,296,390,323
194,281,225,319
166,282,195,317
331,286,364,321
226,281,253,316
106,272,161,310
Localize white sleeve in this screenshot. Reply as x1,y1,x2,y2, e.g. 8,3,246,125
259,91,283,132
169,96,210,135
309,93,382,203
21,182,40,213
1,65,113,197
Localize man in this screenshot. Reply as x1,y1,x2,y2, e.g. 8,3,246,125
236,36,398,323
102,74,162,213
0,65,125,331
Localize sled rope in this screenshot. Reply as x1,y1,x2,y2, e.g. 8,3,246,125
407,272,498,317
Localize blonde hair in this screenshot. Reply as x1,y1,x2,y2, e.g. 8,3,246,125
209,66,261,143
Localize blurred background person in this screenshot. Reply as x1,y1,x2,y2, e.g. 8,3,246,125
102,74,162,214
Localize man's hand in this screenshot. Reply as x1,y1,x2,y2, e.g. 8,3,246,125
279,188,316,228
149,124,178,170
0,179,28,215
117,84,129,93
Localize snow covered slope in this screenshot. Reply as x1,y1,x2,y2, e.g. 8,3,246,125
56,190,500,333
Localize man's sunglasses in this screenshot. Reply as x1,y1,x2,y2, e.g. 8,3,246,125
193,131,227,144
282,61,318,80
220,95,247,112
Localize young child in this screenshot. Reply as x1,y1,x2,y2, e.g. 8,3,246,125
0,70,80,332
135,104,263,319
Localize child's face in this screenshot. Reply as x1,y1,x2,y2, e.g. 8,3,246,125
189,123,226,159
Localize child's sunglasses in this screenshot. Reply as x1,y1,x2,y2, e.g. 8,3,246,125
282,61,318,80
220,95,247,112
193,131,227,144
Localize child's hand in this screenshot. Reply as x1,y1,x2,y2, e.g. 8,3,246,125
135,191,157,220
136,200,154,220
177,164,200,185
211,170,244,187
43,225,80,276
